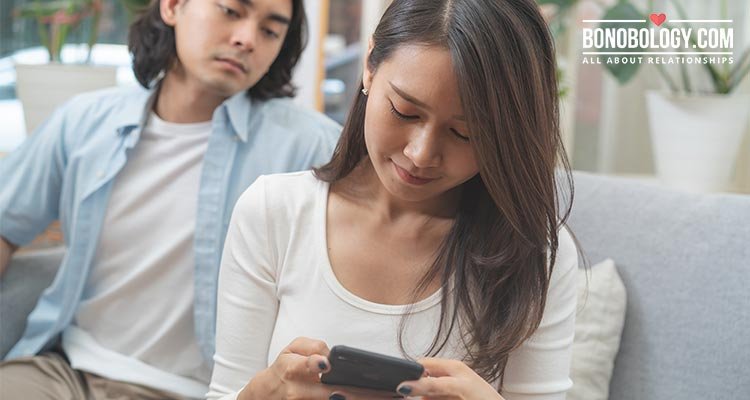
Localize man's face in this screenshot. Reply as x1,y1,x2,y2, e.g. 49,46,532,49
162,0,292,97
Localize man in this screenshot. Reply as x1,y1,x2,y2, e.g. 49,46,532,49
0,0,339,398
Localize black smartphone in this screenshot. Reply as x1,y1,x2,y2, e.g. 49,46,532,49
321,345,424,393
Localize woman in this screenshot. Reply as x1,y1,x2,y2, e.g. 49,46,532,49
207,0,578,399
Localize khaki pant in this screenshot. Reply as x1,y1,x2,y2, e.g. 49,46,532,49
0,353,188,399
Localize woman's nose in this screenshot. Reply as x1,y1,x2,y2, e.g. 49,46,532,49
403,127,441,168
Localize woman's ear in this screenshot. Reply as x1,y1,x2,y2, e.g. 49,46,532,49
362,37,375,93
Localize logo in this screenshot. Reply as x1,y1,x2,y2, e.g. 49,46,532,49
581,13,734,67
649,13,666,27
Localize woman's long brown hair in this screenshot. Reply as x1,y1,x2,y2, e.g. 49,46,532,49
315,0,573,387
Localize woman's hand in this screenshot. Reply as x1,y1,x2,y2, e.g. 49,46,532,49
395,358,505,400
239,337,397,400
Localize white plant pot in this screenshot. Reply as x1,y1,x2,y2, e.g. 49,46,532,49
646,91,750,193
15,63,118,134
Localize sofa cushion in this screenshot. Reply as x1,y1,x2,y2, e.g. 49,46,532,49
567,172,750,400
568,259,627,400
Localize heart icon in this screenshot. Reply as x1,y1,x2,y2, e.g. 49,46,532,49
650,13,666,26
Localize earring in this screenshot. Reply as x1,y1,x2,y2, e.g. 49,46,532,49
361,88,369,96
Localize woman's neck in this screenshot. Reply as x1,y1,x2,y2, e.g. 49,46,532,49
335,158,462,224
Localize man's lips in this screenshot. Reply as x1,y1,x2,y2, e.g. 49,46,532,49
216,57,247,73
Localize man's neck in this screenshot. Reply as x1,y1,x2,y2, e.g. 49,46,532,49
154,68,229,123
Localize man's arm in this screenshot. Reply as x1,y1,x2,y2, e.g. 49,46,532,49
0,236,19,278
0,100,72,263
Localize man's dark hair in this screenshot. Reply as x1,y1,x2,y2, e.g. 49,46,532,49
128,0,307,100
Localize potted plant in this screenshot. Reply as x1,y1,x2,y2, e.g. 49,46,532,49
536,0,582,159
13,0,142,133
595,0,750,192
16,0,103,62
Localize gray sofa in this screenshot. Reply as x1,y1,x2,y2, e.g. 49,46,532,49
1,172,748,399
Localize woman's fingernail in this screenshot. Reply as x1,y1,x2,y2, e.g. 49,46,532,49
329,394,346,400
398,385,412,395
318,360,327,371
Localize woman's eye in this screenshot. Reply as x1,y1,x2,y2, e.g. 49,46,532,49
219,5,240,18
389,102,417,121
450,128,470,142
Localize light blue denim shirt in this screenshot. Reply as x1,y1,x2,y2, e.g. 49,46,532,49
0,85,340,362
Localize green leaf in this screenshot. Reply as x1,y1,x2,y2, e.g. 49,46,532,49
120,0,151,18
679,58,692,93
729,49,750,92
597,3,646,85
654,63,678,92
729,47,750,90
15,0,98,63
536,0,580,38
16,0,85,17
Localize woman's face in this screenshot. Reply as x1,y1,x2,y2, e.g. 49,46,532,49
362,44,479,206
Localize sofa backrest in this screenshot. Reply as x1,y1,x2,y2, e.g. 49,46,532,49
567,172,750,400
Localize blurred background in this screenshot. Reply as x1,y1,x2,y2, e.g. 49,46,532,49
1,0,749,196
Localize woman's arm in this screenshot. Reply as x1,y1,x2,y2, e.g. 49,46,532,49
207,176,281,399
207,176,402,400
500,227,579,400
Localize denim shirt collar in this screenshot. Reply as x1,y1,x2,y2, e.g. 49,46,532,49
222,90,254,142
109,85,153,137
111,84,254,143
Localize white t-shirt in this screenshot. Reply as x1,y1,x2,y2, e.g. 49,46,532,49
62,113,213,399
207,171,578,400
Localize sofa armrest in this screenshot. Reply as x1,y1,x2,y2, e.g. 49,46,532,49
0,247,63,358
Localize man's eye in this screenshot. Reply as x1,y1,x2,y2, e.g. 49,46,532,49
219,5,240,18
262,28,280,39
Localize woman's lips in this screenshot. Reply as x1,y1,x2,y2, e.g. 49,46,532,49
393,162,436,185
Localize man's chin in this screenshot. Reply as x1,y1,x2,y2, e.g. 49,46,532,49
205,80,252,98
200,68,263,98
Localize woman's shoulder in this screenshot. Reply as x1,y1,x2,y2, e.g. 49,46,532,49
547,224,579,291
235,170,326,219
556,225,578,269
259,170,325,199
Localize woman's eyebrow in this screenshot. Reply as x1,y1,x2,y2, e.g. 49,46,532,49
389,81,429,109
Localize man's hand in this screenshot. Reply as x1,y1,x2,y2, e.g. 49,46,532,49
0,236,19,278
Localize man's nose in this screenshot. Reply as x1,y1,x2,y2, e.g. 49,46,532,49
403,127,442,168
231,22,258,52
